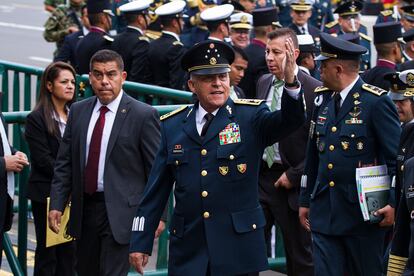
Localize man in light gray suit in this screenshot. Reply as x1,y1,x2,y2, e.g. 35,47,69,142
48,49,164,276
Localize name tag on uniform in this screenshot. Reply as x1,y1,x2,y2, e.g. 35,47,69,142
345,118,363,124
219,123,241,145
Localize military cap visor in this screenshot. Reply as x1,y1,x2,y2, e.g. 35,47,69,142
155,0,186,18
230,13,253,29
315,33,367,61
384,72,408,98
181,40,235,75
402,5,414,21
119,0,151,13
87,0,114,15
403,28,414,43
334,0,363,16
201,4,234,23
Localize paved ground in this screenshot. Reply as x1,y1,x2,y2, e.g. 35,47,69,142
1,215,285,276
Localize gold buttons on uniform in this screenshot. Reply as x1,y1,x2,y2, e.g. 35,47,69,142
203,212,210,219
329,181,335,187
201,191,208,197
173,229,176,234
401,165,404,171
175,160,179,165
351,134,355,138
329,145,335,151
331,126,337,133
201,170,207,176
328,163,333,169
229,154,235,160
252,224,257,230
201,149,207,156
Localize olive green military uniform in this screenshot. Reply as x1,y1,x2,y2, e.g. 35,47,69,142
43,1,83,57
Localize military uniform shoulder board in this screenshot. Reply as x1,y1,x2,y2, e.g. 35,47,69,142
233,99,264,105
362,84,387,96
325,21,338,29
160,105,188,121
173,40,184,46
380,10,393,16
139,36,150,42
314,86,330,93
103,35,114,42
145,30,161,41
359,32,372,42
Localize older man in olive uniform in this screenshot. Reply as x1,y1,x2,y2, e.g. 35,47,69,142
299,33,401,275
129,39,306,276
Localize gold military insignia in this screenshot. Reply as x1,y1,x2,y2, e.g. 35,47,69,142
210,57,217,65
362,84,387,96
173,41,184,46
353,92,359,98
349,106,361,117
121,108,127,113
233,99,263,105
139,36,150,42
237,163,247,174
314,86,330,93
240,15,248,23
160,105,189,121
354,100,361,105
219,166,229,176
380,10,393,16
325,21,338,29
405,91,414,97
359,32,372,42
407,72,414,86
79,81,86,91
341,141,349,150
357,141,364,150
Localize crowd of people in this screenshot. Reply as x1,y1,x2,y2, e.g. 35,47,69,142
1,0,414,275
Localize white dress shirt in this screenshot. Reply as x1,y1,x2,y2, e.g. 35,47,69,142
127,26,144,35
85,90,123,191
196,104,219,136
336,76,359,107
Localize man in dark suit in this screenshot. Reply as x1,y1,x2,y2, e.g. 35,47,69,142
239,7,276,98
48,50,164,276
299,33,400,275
111,0,152,84
147,0,186,90
288,0,320,43
75,0,114,75
362,22,403,91
129,39,306,275
256,28,316,276
229,46,248,99
0,115,29,268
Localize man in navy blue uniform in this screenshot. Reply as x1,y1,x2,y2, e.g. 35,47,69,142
299,33,401,275
129,39,306,275
324,0,372,70
75,0,114,74
361,22,403,91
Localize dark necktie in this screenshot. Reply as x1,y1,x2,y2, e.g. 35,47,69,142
84,106,109,195
200,113,214,138
334,93,341,116
301,27,306,34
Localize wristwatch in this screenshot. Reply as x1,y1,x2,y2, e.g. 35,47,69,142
285,76,299,88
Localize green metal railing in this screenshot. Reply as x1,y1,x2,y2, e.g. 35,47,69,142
0,60,193,115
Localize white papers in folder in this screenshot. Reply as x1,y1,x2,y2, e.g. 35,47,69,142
356,165,390,222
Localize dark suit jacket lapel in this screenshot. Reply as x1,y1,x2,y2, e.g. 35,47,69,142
258,74,273,100
202,99,234,144
105,93,131,163
336,78,363,123
183,106,201,144
80,97,97,170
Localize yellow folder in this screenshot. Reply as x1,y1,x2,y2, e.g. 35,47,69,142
46,197,73,247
